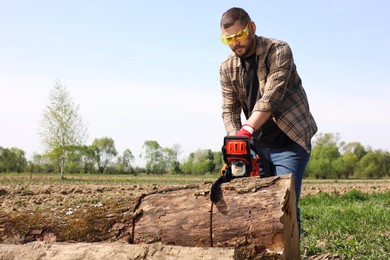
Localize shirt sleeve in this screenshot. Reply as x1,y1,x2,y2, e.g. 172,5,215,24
253,41,293,112
220,65,242,136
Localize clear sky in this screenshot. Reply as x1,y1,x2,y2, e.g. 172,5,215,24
1,0,389,166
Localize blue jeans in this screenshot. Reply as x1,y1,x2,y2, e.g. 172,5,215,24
257,142,311,235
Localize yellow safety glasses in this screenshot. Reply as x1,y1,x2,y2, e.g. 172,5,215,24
220,23,250,45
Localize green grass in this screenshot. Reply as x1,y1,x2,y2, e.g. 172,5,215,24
300,189,390,259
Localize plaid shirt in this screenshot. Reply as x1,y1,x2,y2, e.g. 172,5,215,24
220,36,317,152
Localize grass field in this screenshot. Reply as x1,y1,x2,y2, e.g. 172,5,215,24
0,173,389,259
300,190,390,259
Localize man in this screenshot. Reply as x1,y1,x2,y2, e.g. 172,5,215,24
219,7,317,234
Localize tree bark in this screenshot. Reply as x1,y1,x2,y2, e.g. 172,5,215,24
133,174,299,259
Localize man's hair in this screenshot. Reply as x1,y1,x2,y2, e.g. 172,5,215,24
220,7,251,29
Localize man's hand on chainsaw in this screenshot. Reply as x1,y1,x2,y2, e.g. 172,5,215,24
236,124,255,139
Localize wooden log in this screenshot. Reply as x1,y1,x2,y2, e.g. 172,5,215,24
133,174,299,259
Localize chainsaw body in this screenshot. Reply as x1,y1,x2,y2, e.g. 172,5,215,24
222,136,260,180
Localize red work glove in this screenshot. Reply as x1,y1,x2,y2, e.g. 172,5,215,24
235,124,254,139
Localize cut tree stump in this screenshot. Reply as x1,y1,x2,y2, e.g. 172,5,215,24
133,174,300,259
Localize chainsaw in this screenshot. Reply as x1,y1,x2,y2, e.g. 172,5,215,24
210,136,271,202
208,136,272,246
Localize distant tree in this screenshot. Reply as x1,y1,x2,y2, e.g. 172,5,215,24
163,146,182,174
306,143,341,179
0,147,27,173
171,143,182,160
181,149,214,174
115,149,135,174
379,150,390,177
39,81,88,179
0,147,11,172
313,132,343,147
311,145,340,161
32,153,56,173
332,157,348,179
123,149,135,173
31,153,43,173
306,158,333,179
342,142,367,160
133,166,146,174
64,146,86,174
91,137,118,174
339,151,358,178
141,140,165,174
102,161,117,174
78,145,96,173
169,143,182,174
355,151,383,178
180,153,194,174
9,147,27,173
332,151,360,179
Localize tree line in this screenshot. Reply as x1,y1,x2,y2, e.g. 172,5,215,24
1,132,389,179
0,138,223,176
306,133,389,179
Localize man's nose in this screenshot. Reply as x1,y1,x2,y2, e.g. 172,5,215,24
231,38,241,47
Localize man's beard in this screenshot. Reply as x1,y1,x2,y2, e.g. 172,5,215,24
233,37,255,58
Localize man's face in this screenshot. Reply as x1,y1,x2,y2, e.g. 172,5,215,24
221,21,255,57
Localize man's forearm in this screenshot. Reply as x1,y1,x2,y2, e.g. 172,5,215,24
245,111,272,131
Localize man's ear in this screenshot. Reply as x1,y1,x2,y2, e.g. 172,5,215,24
250,21,256,34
